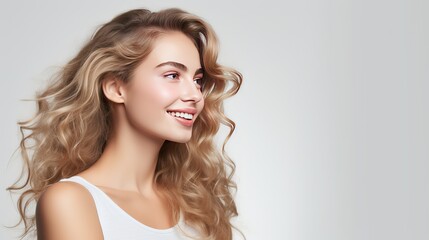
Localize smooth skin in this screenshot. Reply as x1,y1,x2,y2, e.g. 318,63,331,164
36,31,205,240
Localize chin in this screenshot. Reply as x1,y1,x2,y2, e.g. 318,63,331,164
169,137,192,143
167,132,193,143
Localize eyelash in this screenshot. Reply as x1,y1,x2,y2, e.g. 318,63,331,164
164,72,204,89
165,73,179,79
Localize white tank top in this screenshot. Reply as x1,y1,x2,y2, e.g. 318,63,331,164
60,176,198,240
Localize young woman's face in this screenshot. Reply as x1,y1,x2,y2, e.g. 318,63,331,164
121,31,205,143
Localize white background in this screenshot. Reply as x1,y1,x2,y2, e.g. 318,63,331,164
1,0,428,239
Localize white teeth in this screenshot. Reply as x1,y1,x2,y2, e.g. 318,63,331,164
168,111,193,120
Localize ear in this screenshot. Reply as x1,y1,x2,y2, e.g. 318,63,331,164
102,77,126,104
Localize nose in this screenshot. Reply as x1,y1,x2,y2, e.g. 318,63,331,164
180,77,203,103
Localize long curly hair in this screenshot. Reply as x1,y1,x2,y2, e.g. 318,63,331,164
8,8,242,240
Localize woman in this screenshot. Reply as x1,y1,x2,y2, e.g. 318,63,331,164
9,8,242,240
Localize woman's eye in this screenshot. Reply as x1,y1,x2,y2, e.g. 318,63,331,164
194,78,203,88
165,73,179,79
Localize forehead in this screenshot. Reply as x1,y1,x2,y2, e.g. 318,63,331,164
144,31,201,70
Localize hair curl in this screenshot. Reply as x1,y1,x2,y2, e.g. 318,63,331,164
8,8,242,240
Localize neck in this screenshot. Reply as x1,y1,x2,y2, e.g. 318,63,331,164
82,110,165,196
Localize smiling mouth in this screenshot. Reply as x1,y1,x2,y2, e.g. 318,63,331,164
167,111,194,120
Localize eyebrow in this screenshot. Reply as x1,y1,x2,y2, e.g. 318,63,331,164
155,61,203,75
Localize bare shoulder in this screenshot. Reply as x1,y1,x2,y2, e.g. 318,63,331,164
36,181,103,240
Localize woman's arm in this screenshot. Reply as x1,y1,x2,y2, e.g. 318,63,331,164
36,182,104,240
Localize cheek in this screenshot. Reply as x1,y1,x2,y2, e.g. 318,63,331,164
195,98,205,119
145,84,178,106
130,80,177,107
199,98,205,111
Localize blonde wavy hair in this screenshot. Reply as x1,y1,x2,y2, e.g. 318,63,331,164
8,8,242,240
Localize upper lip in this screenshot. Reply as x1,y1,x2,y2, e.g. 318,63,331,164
167,108,198,114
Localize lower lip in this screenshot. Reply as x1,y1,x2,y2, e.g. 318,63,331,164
171,115,194,127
